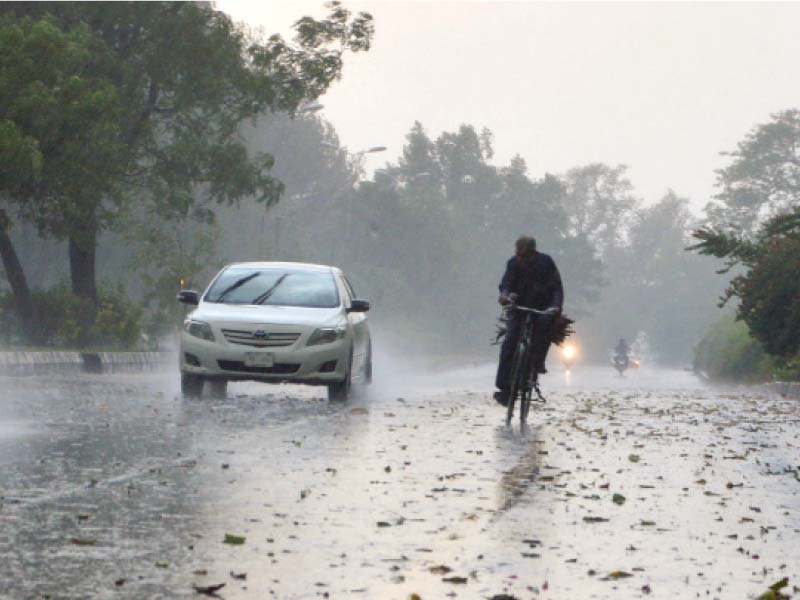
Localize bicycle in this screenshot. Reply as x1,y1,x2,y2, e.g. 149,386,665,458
504,304,558,426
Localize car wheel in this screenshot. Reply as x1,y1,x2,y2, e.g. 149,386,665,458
364,340,373,385
327,348,353,402
208,379,227,398
181,372,204,397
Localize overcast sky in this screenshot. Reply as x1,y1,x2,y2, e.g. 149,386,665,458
217,0,800,212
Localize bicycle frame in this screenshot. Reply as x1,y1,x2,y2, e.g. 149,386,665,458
505,304,554,426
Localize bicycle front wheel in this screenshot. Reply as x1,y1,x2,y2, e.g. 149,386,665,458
506,341,526,425
520,384,530,424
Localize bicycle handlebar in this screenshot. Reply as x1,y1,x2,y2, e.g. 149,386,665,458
507,303,559,316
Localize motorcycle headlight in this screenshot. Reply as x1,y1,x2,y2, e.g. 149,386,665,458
307,326,346,346
184,320,215,342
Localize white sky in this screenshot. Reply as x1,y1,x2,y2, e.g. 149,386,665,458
217,0,800,212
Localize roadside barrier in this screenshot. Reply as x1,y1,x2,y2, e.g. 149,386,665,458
765,381,800,400
0,351,172,375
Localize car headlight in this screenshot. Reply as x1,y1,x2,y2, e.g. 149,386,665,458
307,326,346,346
184,320,215,342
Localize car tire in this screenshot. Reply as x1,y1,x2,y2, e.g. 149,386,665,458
364,340,373,385
208,379,227,398
327,348,353,402
181,373,204,397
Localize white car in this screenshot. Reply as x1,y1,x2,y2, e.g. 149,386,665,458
177,262,372,401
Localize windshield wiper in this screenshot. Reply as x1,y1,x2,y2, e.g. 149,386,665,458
210,272,260,303
252,273,290,305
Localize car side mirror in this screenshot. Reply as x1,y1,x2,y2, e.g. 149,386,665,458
347,299,370,313
177,290,199,306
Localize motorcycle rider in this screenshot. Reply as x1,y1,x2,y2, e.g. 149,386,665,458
494,236,564,407
613,337,630,370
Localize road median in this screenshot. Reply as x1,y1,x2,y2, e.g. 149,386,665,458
0,350,172,375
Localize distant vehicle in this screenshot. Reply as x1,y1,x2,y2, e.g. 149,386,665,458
177,262,372,401
560,343,577,371
612,352,630,375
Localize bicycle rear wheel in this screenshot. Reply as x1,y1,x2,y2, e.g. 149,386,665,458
506,341,526,425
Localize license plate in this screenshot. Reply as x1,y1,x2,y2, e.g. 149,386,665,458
244,352,274,368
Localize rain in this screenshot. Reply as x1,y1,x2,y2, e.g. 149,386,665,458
1,2,799,599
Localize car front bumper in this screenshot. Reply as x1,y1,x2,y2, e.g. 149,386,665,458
180,332,349,385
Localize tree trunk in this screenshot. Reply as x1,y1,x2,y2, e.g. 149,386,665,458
0,211,35,341
68,212,101,348
69,220,99,307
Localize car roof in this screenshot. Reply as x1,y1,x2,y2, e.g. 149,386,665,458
224,261,339,274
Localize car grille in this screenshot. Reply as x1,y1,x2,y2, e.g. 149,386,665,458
222,329,301,348
217,360,300,375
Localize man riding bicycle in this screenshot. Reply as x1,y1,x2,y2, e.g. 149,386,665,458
494,236,564,407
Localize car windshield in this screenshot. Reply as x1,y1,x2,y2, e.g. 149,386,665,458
205,268,340,308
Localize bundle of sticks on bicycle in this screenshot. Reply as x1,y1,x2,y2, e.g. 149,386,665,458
492,307,575,347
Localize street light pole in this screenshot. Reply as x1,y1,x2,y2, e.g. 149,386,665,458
342,146,386,264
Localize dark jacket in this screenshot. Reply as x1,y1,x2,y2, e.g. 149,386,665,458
499,252,564,311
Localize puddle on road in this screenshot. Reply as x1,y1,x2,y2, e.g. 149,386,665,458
495,425,545,513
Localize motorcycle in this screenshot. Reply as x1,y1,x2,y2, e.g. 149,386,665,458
612,352,630,375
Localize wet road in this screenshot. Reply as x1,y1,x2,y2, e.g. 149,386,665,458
1,363,798,599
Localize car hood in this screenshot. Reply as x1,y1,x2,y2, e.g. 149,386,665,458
191,302,345,327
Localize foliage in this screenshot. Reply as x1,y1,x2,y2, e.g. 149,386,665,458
561,163,639,259
0,1,373,344
691,108,800,369
121,204,219,343
0,283,141,349
693,314,774,383
211,114,725,362
704,109,800,234
692,197,800,360
0,1,375,224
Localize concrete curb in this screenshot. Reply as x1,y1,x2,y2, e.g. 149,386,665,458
764,381,800,400
0,351,172,375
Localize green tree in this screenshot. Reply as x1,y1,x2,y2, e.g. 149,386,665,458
692,207,800,359
561,163,639,259
0,1,373,343
705,109,800,234
693,109,800,365
0,14,116,339
596,191,721,363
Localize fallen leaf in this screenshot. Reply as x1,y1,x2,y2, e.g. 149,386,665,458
608,571,633,579
70,538,97,546
223,534,246,545
429,565,452,575
583,516,609,523
193,582,226,597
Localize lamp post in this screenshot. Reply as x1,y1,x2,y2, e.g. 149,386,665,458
320,144,386,264
343,146,386,263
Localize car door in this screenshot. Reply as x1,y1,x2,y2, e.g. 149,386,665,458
338,274,369,378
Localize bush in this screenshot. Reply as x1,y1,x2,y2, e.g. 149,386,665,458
693,314,774,383
774,355,800,382
0,283,142,349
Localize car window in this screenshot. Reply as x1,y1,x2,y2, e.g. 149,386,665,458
205,268,340,308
